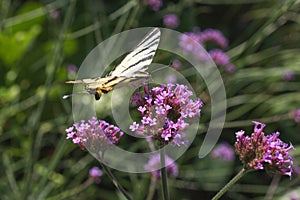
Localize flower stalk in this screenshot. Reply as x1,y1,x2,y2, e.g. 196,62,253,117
160,147,170,200
212,168,249,200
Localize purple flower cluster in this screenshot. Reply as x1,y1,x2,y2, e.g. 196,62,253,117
178,28,235,71
144,154,178,178
235,121,294,178
291,109,300,123
147,0,163,11
89,166,103,183
163,14,179,29
130,84,203,147
211,143,235,161
198,28,228,49
208,49,230,66
66,117,123,149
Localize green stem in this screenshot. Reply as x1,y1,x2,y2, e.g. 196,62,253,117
100,163,132,200
212,168,249,200
160,148,170,200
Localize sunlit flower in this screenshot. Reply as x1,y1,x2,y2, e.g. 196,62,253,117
235,121,294,178
147,0,163,11
89,166,103,183
211,143,235,161
163,14,179,29
130,84,202,147
66,117,124,149
144,154,178,178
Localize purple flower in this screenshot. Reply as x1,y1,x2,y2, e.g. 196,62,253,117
235,121,294,178
291,109,300,123
283,71,296,81
144,154,178,178
50,10,60,19
225,63,236,73
163,14,179,29
208,49,230,66
147,0,163,11
171,59,181,69
179,32,201,54
89,166,103,183
198,28,228,49
211,143,235,161
67,64,78,73
130,84,202,147
65,117,124,149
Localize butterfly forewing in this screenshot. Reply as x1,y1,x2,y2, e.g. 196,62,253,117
110,28,161,77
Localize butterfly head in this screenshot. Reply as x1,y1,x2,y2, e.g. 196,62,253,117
84,85,103,100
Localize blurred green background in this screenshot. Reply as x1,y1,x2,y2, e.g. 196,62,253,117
0,0,299,199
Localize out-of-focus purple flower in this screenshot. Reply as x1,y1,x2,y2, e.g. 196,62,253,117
225,63,236,73
50,10,60,19
144,153,178,178
283,71,296,81
178,32,201,54
171,59,181,69
147,0,163,11
163,14,179,29
211,143,235,161
130,84,203,147
198,28,228,49
289,192,300,200
291,109,300,123
235,121,294,178
67,64,78,73
89,166,103,183
166,75,177,83
209,49,230,66
66,117,124,149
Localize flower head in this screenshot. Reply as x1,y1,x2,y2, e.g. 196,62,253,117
179,32,201,54
211,143,235,161
89,166,103,183
163,14,179,29
66,117,124,150
130,84,202,147
171,59,182,69
50,10,60,19
144,154,178,178
235,121,294,178
147,0,163,11
225,63,236,73
208,49,230,66
198,28,228,49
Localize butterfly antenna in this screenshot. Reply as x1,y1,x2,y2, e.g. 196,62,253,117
62,91,87,99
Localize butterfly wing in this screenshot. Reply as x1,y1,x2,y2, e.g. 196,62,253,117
109,28,161,78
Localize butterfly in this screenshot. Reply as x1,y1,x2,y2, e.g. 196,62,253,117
63,28,161,101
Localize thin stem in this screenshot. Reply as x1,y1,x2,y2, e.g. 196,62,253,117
212,168,249,200
146,176,157,200
160,148,170,200
100,162,132,200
